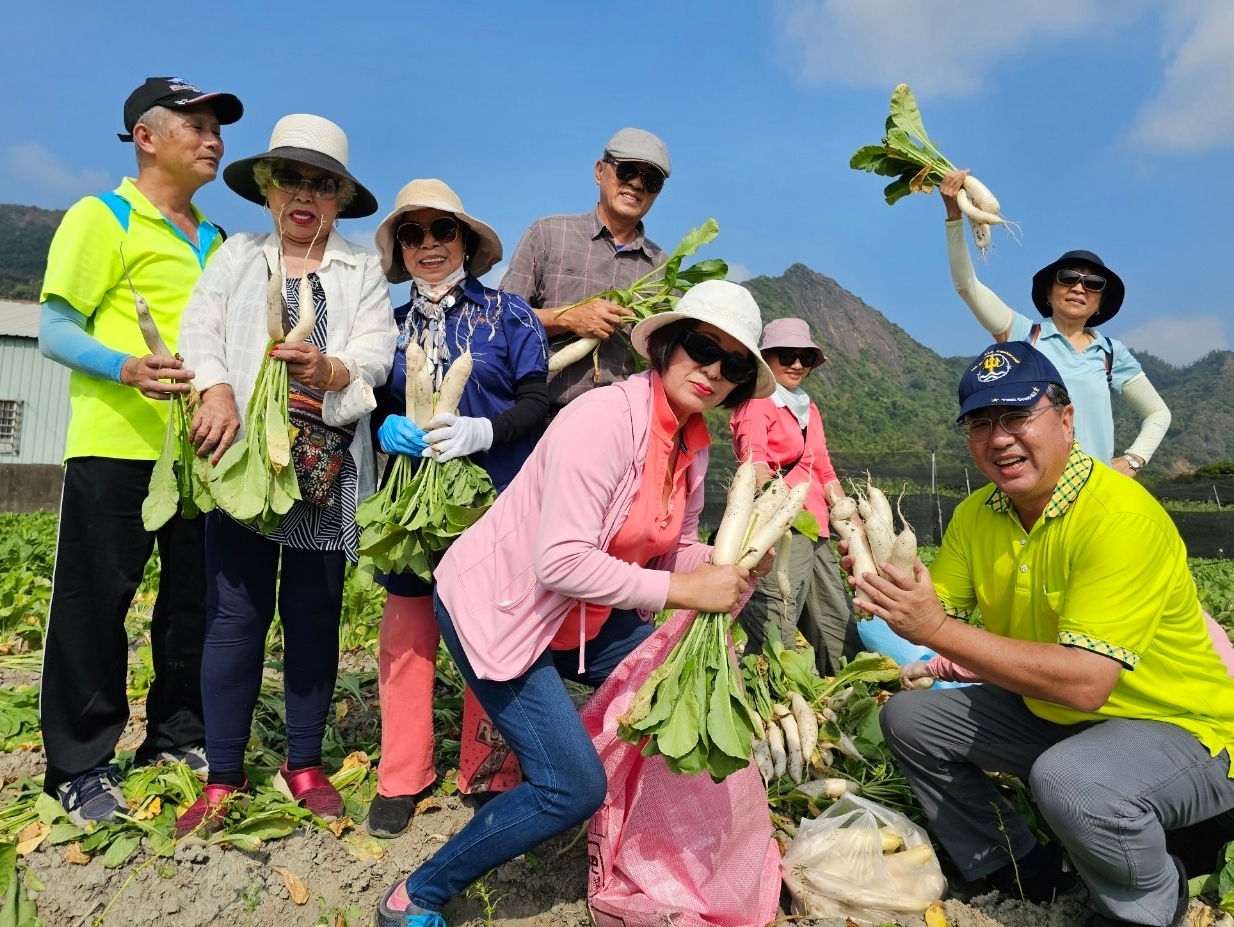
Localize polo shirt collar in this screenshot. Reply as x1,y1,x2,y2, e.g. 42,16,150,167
117,177,213,230
460,274,486,305
648,370,710,454
590,207,649,253
986,443,1093,519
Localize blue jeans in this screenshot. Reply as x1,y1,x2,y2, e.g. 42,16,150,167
404,595,652,910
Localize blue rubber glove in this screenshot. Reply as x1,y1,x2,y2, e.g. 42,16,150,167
377,415,430,457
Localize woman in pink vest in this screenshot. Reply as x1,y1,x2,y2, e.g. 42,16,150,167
373,280,777,926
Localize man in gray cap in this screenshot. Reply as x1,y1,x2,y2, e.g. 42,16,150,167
502,127,670,415
37,76,241,825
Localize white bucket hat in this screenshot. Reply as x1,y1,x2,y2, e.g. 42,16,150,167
223,113,377,219
374,179,503,283
630,280,775,398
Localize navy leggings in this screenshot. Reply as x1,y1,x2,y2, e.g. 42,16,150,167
201,512,345,776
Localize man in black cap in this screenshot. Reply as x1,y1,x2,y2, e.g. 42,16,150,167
37,77,242,825
501,127,670,417
850,341,1234,927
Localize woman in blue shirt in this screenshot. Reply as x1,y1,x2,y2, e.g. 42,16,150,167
366,180,549,838
940,169,1170,475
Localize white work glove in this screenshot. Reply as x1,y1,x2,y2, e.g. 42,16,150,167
425,412,493,462
900,660,937,691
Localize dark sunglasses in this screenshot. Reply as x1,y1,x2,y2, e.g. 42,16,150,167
1055,268,1107,293
270,168,340,199
678,330,757,385
603,157,666,194
773,349,817,368
395,217,461,249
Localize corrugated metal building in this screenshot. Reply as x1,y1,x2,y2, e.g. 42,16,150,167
0,299,70,465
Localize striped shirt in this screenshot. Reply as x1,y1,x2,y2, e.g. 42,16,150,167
238,274,360,559
500,208,665,411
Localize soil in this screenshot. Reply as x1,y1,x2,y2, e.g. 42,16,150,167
3,656,1228,927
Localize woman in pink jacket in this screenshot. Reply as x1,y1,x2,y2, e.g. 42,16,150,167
373,280,776,926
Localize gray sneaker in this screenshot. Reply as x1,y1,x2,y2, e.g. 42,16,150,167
56,766,126,827
141,745,209,775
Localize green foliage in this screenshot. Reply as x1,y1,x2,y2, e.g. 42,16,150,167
143,393,215,531
1193,559,1234,628
0,203,63,301
850,84,956,205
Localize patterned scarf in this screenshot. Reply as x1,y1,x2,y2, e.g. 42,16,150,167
409,265,467,390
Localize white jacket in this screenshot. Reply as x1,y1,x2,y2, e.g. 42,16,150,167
178,230,397,498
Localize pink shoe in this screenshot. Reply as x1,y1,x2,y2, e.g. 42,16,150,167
273,763,344,821
174,781,248,841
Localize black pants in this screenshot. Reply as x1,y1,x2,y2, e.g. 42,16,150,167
41,457,207,792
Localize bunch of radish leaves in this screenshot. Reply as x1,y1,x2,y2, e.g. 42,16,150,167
850,83,958,205
356,454,495,583
142,390,216,531
208,342,301,535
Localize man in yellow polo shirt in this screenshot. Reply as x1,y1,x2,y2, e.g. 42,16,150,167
854,341,1234,927
38,77,242,825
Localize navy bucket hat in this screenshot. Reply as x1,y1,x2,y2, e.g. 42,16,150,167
1030,249,1125,327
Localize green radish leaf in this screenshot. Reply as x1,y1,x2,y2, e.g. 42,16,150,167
888,84,930,145
883,174,916,206
792,510,821,542
101,831,141,868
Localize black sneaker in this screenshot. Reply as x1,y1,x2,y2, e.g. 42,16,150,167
55,766,126,827
366,793,416,839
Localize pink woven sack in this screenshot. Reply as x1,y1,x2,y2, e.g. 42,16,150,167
581,610,782,927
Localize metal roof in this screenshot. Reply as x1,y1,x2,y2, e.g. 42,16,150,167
0,300,39,339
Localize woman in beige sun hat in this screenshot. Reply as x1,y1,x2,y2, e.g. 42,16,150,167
176,113,397,837
365,179,550,839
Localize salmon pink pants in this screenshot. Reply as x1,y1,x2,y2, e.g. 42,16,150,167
376,594,438,797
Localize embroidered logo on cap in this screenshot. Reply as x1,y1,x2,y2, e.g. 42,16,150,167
975,349,1018,384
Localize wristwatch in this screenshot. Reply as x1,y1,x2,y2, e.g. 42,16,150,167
1123,454,1143,472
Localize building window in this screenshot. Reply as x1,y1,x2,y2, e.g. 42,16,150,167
0,400,22,455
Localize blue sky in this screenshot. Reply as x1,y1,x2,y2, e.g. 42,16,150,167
4,0,1232,366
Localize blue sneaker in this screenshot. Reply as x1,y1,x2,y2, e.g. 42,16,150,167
55,766,126,826
373,882,447,927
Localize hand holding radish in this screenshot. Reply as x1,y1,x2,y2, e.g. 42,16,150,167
850,556,948,647
270,342,332,389
940,169,970,221
377,415,430,458
121,354,195,400
899,659,937,691
424,413,493,462
553,297,627,340
665,561,750,614
189,384,241,464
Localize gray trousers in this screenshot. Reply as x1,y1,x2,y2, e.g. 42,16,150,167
881,684,1234,926
736,531,861,676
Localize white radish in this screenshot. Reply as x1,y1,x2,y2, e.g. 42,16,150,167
793,777,859,800
773,703,804,785
749,476,789,528
790,691,817,767
404,340,434,429
284,282,316,343
962,174,1001,215
907,675,937,690
766,715,787,780
752,728,775,786
829,514,878,617
738,482,810,569
866,477,894,528
888,496,918,576
119,245,172,358
711,457,758,566
435,350,473,417
835,731,866,763
955,189,1004,227
547,336,599,373
970,220,992,255
266,263,287,342
864,511,895,569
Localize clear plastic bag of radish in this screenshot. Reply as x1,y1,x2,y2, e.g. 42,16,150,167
781,792,946,926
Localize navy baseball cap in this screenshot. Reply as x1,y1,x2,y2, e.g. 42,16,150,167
119,77,243,142
957,341,1066,422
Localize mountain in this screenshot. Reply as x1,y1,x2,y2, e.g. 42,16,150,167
0,204,63,300
1,203,1229,474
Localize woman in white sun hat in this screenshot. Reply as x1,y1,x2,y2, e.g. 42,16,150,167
364,179,550,839
176,114,396,838
373,280,776,926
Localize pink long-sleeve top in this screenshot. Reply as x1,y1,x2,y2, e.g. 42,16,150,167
434,371,713,681
729,392,839,525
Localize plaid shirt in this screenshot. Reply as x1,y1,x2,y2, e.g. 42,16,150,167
500,208,666,410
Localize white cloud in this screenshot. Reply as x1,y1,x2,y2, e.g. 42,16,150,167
1118,315,1228,366
726,262,752,283
5,144,111,203
773,0,1141,97
1127,1,1234,153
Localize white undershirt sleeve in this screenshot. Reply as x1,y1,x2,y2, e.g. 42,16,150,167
946,219,1015,337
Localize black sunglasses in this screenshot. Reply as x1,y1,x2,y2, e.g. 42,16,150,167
270,168,340,199
395,217,461,249
678,330,757,385
1055,268,1107,293
773,349,817,368
603,157,665,194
